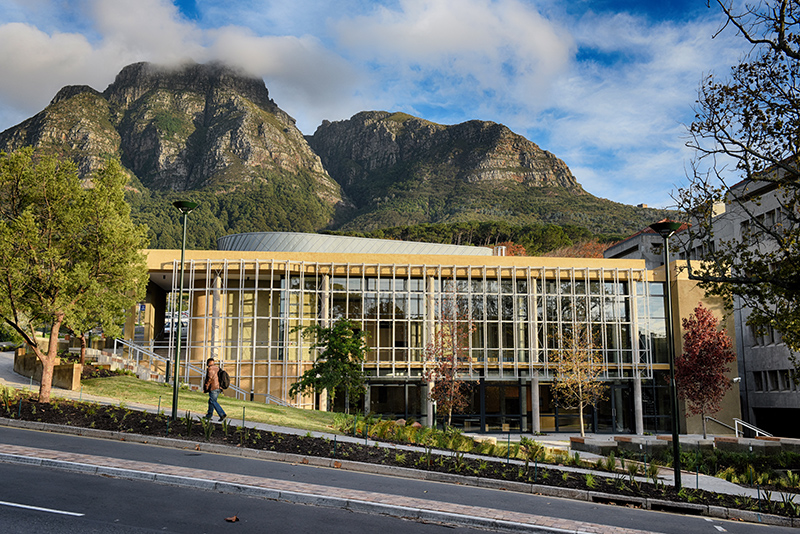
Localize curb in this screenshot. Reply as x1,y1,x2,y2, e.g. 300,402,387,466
0,449,585,534
1,417,798,529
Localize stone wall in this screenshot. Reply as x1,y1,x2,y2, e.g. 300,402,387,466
13,348,82,391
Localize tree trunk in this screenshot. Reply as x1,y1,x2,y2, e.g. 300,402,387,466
344,384,350,415
579,402,586,437
701,410,707,440
37,319,63,403
79,333,87,365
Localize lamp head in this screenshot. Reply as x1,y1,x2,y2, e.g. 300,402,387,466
173,200,198,214
649,220,682,239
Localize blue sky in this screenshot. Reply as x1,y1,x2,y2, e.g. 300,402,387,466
0,0,744,208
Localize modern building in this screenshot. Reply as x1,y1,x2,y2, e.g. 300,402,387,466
129,231,740,434
679,180,800,436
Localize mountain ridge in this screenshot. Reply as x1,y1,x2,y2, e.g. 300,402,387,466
0,61,670,249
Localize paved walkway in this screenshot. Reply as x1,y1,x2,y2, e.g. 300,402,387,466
0,349,796,521
0,441,661,534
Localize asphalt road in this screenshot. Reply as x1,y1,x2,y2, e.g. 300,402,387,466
0,461,486,534
0,426,795,534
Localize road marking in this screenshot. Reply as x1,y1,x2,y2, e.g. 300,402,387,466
0,500,84,516
714,526,726,532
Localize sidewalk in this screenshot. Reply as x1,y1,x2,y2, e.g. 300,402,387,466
0,440,664,534
0,351,793,505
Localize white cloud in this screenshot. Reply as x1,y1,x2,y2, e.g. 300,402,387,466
90,0,204,63
0,0,756,208
333,0,574,113
536,10,742,207
0,23,96,112
206,27,365,131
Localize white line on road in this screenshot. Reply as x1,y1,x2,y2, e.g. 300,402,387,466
714,526,726,532
0,500,84,516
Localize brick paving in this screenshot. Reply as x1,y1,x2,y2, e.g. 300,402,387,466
0,442,660,534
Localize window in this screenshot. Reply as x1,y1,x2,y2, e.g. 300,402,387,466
779,370,792,391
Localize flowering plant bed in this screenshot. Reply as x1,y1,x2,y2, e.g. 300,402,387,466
1,388,798,520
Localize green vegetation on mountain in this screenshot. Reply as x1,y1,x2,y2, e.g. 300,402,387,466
330,220,622,256
0,62,674,254
127,168,338,249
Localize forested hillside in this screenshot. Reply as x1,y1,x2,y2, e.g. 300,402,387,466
0,61,674,255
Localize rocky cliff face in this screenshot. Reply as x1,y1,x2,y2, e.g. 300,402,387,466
307,111,587,230
0,61,341,202
0,62,666,240
309,111,582,192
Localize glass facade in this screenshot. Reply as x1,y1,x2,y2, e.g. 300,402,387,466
158,257,669,432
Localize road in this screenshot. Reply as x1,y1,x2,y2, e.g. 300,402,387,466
0,461,481,533
0,426,795,533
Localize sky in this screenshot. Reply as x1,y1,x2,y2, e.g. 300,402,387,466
0,0,746,208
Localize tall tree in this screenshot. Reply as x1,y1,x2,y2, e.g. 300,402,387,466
551,325,607,437
66,160,150,363
289,318,367,414
0,148,149,402
676,304,736,439
423,314,473,428
677,0,800,377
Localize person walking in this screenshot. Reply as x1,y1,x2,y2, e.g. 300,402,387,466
203,357,226,421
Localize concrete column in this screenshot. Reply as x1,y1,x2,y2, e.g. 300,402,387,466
363,384,371,416
426,380,435,427
531,375,540,434
210,274,223,362
425,276,436,428
321,274,330,327
634,373,644,435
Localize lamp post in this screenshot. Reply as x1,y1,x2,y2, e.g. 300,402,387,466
649,220,682,489
172,200,198,421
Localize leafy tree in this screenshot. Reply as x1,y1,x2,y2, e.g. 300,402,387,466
676,304,736,439
289,319,367,414
543,239,614,259
423,305,473,427
0,148,148,402
64,160,150,363
677,0,800,378
550,325,607,437
495,241,528,256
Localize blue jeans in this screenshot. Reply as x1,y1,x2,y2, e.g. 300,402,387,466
206,389,226,419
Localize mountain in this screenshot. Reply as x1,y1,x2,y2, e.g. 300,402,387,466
0,61,670,249
308,111,668,234
0,62,347,247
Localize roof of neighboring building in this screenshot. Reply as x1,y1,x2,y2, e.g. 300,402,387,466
217,232,495,256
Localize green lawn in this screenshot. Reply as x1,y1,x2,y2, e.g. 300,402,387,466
78,375,340,434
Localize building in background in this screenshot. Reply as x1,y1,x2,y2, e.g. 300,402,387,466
682,181,799,437
129,232,740,434
606,181,800,437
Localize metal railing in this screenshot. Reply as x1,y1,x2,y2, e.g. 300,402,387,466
703,416,773,438
704,416,736,433
733,418,773,438
111,339,289,406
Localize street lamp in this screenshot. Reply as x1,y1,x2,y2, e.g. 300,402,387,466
172,200,198,421
649,220,682,489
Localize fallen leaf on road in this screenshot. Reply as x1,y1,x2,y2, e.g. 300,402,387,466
225,515,239,522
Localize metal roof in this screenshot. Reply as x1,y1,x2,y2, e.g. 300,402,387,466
217,232,494,256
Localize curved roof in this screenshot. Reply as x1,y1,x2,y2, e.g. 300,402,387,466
217,232,494,256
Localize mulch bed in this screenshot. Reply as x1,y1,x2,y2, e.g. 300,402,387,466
1,392,797,519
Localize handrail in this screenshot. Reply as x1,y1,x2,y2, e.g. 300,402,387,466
733,418,773,438
112,339,289,406
703,416,737,433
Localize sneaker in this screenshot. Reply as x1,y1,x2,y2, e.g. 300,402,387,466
219,415,226,422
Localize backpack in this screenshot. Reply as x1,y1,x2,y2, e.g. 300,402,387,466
218,367,230,390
